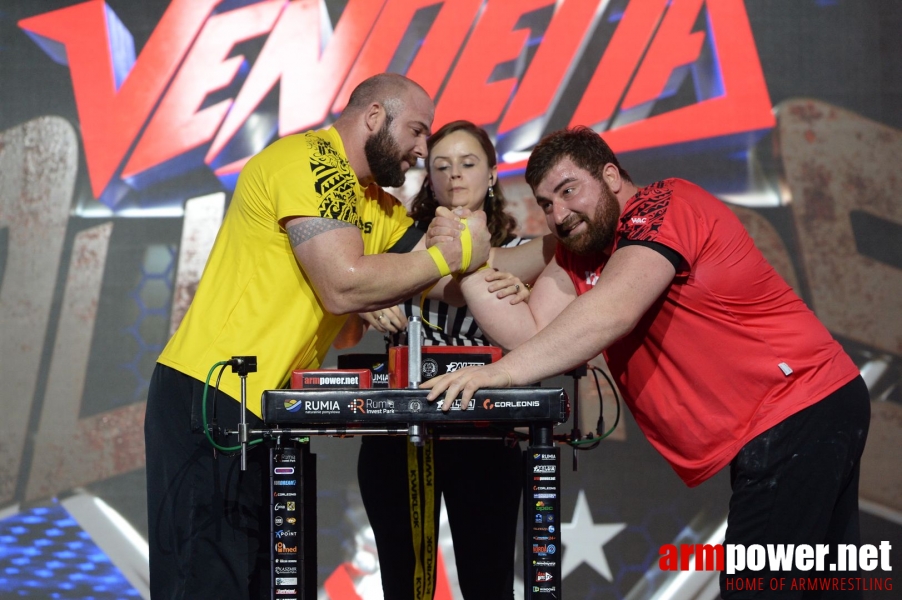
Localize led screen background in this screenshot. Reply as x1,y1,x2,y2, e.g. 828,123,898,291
0,1,900,598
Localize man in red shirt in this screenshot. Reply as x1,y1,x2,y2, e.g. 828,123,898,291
425,127,870,598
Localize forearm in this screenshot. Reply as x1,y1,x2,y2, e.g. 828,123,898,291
497,291,633,385
421,286,634,410
292,214,490,316
323,249,448,314
458,272,540,350
493,245,675,384
422,246,677,409
488,234,555,283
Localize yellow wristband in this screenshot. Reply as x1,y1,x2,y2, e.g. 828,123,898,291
457,218,489,276
426,245,452,278
460,222,473,273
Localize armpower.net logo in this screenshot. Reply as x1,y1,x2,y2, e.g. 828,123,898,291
660,542,894,593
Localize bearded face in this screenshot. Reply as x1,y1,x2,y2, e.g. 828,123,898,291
556,177,621,256
364,118,407,188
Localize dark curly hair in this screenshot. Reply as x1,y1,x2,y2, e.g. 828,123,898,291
409,120,517,247
525,126,632,191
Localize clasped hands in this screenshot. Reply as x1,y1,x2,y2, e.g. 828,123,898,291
361,206,530,334
426,206,491,275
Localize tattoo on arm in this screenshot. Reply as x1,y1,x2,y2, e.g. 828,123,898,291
287,218,355,248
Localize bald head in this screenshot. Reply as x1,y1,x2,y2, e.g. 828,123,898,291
334,73,434,187
344,73,429,120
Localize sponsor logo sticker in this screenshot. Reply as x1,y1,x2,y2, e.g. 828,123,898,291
533,559,557,567
303,400,341,414
494,400,540,408
422,359,438,379
533,543,557,555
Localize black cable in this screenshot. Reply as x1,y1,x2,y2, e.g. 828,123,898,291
565,365,621,449
590,365,621,441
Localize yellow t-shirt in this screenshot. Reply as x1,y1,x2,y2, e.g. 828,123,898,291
159,128,412,416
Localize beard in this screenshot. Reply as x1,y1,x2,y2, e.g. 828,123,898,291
557,180,621,256
364,120,408,188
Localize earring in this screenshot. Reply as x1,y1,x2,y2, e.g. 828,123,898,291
488,184,495,199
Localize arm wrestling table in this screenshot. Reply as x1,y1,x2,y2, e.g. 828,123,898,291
237,318,571,599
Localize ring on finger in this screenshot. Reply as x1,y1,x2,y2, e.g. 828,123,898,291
515,284,520,291
377,313,384,320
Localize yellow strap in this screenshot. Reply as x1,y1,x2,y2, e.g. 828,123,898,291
423,437,436,599
407,441,425,598
417,288,441,330
460,223,473,273
407,437,436,599
456,218,488,277
426,245,451,278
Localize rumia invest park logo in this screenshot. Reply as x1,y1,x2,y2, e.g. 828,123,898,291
20,0,773,206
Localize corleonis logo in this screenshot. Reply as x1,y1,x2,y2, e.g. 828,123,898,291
20,0,772,206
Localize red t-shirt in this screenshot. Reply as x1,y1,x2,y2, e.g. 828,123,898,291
556,179,859,486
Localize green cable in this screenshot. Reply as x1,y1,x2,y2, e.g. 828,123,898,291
203,360,265,453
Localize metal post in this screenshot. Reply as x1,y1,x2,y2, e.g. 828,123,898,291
239,373,248,471
407,316,424,446
407,316,423,389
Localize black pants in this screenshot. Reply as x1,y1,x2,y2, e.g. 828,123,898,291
358,435,522,600
145,363,271,600
721,376,871,599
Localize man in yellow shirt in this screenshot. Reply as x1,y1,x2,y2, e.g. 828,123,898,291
145,73,490,600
